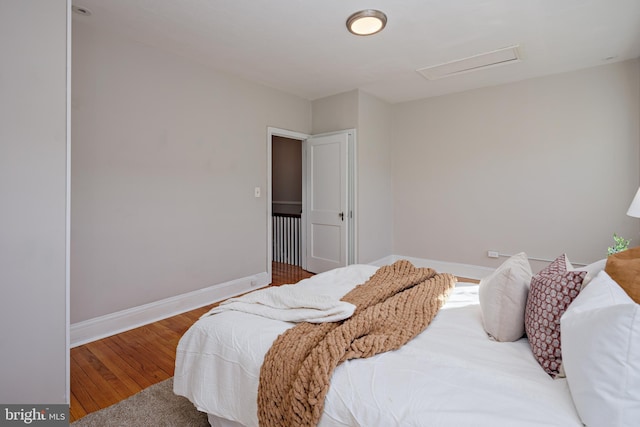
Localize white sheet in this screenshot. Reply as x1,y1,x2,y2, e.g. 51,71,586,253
174,264,582,427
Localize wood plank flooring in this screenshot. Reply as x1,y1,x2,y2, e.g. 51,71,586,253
69,262,477,422
69,262,313,422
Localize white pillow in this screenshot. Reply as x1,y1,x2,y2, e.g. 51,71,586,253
572,258,607,289
561,271,640,427
555,258,607,378
479,252,532,342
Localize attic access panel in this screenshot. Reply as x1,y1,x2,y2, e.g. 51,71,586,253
417,45,521,80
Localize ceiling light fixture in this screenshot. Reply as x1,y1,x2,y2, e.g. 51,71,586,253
346,10,387,36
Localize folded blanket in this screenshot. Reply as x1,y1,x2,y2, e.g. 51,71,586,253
201,283,356,323
258,260,456,427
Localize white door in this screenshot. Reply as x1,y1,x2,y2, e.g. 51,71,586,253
305,132,349,273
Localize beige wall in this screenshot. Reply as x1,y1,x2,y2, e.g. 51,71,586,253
311,90,359,134
0,0,69,403
71,21,310,323
392,60,640,271
71,17,639,329
357,91,393,263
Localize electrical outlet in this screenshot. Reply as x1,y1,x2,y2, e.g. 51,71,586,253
487,250,499,258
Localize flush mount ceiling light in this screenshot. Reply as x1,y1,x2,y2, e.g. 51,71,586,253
346,10,387,36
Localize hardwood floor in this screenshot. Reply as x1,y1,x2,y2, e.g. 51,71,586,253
69,262,476,422
69,262,313,422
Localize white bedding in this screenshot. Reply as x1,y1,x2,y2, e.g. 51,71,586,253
202,280,356,323
174,264,582,427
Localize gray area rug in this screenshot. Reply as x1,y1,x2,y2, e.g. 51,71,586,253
71,378,210,427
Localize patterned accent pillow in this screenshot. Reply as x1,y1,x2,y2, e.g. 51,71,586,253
524,254,586,377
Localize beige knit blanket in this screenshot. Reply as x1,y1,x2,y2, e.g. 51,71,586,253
257,260,456,427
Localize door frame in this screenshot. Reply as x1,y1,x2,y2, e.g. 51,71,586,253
305,129,357,271
267,127,309,282
267,127,357,281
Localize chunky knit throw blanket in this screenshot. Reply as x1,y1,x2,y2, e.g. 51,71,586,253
257,260,456,427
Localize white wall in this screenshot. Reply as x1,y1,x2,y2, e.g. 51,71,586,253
71,21,310,323
0,0,69,403
392,60,640,272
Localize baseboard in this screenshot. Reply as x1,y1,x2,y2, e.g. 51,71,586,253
70,272,270,347
71,257,493,347
369,254,494,281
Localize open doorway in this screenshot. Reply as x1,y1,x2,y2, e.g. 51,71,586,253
271,135,304,267
267,128,309,282
267,127,356,280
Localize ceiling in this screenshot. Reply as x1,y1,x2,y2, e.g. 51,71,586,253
71,0,640,104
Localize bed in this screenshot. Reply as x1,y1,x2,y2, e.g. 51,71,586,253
174,255,639,427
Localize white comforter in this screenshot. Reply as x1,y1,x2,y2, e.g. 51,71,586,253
174,264,582,427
